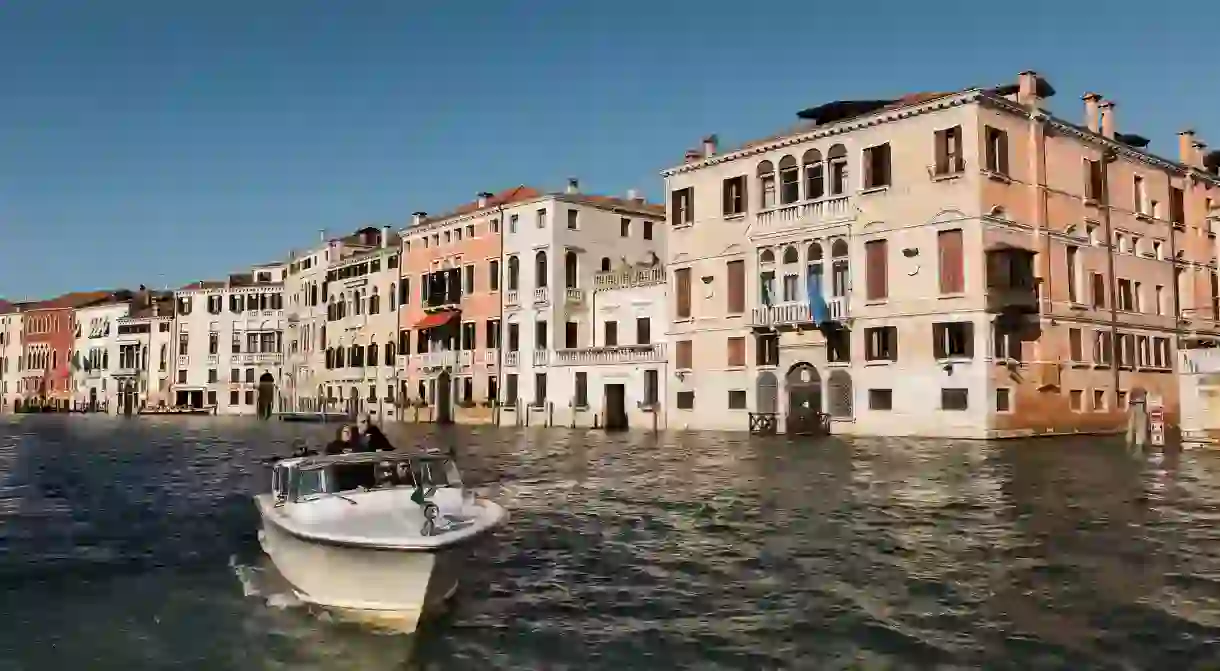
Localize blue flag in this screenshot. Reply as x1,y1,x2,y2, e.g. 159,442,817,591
807,266,829,325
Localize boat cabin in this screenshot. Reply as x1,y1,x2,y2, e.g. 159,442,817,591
271,452,464,504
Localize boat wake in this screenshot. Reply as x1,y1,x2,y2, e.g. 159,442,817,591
229,554,305,610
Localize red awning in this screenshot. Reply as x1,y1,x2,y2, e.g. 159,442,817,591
414,310,458,330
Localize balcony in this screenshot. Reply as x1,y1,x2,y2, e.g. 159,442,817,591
419,350,457,370
505,290,520,306
533,287,550,304
552,343,666,366
532,349,549,366
458,350,473,367
750,297,850,328
753,196,854,233
564,287,585,304
114,365,142,377
482,349,500,365
396,355,409,371
230,352,284,365
207,354,219,365
505,350,519,367
593,266,666,291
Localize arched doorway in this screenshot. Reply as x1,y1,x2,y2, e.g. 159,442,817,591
120,379,136,416
257,372,275,419
89,387,98,413
785,362,824,435
436,369,453,424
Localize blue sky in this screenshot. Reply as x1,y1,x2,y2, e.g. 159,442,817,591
1,0,1216,300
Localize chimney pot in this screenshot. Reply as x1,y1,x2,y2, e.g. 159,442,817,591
566,178,579,194
1018,70,1041,108
318,228,326,243
626,188,639,201
1082,93,1102,133
412,211,427,227
702,134,718,157
1179,129,1198,167
380,225,390,249
477,192,492,208
1097,100,1116,139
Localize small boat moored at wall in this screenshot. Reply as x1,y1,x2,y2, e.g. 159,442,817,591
254,449,507,632
276,412,350,423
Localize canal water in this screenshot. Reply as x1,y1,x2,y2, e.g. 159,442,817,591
1,417,1219,670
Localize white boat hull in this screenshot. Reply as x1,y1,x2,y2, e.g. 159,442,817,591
257,502,465,632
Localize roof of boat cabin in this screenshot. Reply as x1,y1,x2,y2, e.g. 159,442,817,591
285,450,454,471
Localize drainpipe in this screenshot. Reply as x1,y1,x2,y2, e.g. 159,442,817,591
494,201,506,425
1101,147,1122,404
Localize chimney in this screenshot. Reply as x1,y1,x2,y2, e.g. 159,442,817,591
1017,70,1042,108
319,229,326,243
1179,130,1198,167
626,188,639,201
702,134,718,157
1098,100,1116,139
1082,93,1102,133
477,192,491,208
684,148,702,163
380,225,390,249
1193,141,1208,170
566,178,579,195
412,211,426,227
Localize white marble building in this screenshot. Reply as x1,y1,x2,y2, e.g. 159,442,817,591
318,226,404,421
544,264,668,430
172,264,287,415
113,293,176,411
498,180,667,426
0,305,21,412
71,298,130,410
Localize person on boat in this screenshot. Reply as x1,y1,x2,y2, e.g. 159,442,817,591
324,424,360,455
355,413,395,452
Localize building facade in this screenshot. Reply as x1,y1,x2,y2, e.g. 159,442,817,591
0,301,20,412
283,234,332,414
397,187,537,418
113,293,176,412
661,70,1220,438
544,263,668,429
498,182,667,425
318,226,403,421
71,298,131,411
172,265,286,415
19,293,109,409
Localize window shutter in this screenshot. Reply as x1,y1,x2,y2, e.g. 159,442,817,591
935,130,949,174
933,324,946,359
726,260,744,313
865,240,888,300
999,133,1010,175
888,326,899,360
963,322,975,358
937,229,964,294
675,268,692,318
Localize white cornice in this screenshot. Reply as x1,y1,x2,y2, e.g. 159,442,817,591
660,91,984,177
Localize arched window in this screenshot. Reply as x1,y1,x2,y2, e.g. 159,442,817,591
827,144,848,196
757,160,776,209
508,256,520,291
802,148,824,200
782,246,799,265
759,248,775,265
778,155,799,204
389,283,396,310
386,341,395,366
368,342,379,366
369,288,380,315
535,251,548,288
600,257,611,272
564,251,578,288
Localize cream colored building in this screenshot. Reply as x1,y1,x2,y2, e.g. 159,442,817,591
112,293,176,411
662,70,1220,438
71,298,130,410
0,305,21,412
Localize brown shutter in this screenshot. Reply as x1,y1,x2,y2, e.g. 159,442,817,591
686,187,694,224
675,268,691,318
1092,273,1106,308
933,324,946,359
727,337,745,367
722,179,731,215
726,260,744,313
676,340,692,369
865,240,888,300
937,229,964,294
998,131,1010,175
934,130,948,174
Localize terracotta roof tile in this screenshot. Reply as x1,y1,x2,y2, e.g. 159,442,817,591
178,280,227,291
25,291,117,311
414,186,543,226
561,193,665,215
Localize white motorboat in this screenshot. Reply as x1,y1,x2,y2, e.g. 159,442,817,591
254,449,507,632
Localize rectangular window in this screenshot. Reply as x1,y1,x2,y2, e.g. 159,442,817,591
1066,245,1079,303
726,260,745,314
1093,330,1113,366
464,265,476,294
1069,328,1083,362
727,337,745,367
643,221,653,240
574,372,588,407
723,175,747,215
984,126,1010,175
865,240,888,300
230,368,239,383
536,208,547,228
933,322,974,359
676,390,694,410
941,388,969,411
675,267,692,318
245,390,254,405
937,229,964,294
1155,285,1165,315
1084,159,1103,201
177,369,186,384
671,187,694,226
1118,278,1134,311
644,369,659,406
863,143,891,189
1134,176,1147,214
826,329,851,363
1092,389,1107,411
604,320,618,346
461,322,476,350
676,340,693,369
869,389,893,411
533,372,547,406
486,320,500,349
619,217,630,237
534,320,548,350
727,390,747,410
568,209,579,230
208,333,219,355
636,317,651,344
207,369,217,383
509,214,518,233
864,326,898,361
507,323,519,351
505,374,518,403
230,390,239,405
489,260,500,291
995,388,1011,413
757,333,779,366
1069,389,1084,411
565,321,578,349
1092,273,1106,309
934,126,963,175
